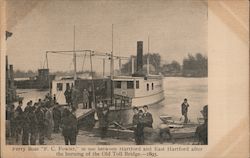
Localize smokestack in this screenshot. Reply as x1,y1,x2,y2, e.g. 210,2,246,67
137,41,143,74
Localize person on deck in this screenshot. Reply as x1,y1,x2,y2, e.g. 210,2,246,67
71,85,79,109
143,105,153,128
61,107,78,145
53,94,57,104
181,98,190,124
82,89,89,109
88,89,93,109
64,87,71,106
14,100,24,144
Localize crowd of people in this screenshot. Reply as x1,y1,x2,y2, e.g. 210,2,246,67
5,94,78,145
6,92,207,145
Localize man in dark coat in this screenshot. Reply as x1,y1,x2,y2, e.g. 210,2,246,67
24,101,32,115
195,105,208,144
35,105,46,145
53,104,61,133
9,104,15,137
64,87,71,106
132,107,145,145
22,106,31,145
137,110,145,145
29,106,38,145
61,107,78,145
44,105,53,140
71,86,79,109
143,105,153,128
181,98,190,123
14,100,24,144
82,89,89,109
96,101,109,139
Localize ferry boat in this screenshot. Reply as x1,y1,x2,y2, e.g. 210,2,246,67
50,41,165,108
112,73,165,107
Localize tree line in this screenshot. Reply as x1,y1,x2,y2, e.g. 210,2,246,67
120,53,208,77
13,53,207,78
13,70,97,78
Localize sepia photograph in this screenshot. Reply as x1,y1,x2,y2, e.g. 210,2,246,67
4,0,208,147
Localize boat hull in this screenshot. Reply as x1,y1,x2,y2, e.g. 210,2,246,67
131,91,165,107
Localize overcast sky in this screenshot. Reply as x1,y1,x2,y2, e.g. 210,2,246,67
6,0,207,72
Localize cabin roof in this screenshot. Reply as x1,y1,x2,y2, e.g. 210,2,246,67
112,75,162,81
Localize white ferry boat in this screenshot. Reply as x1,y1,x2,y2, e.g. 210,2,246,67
50,41,164,108
113,75,164,107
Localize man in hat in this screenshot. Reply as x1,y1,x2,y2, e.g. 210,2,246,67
53,103,61,133
22,105,32,145
96,101,109,139
137,109,146,145
143,105,153,128
71,85,79,109
132,107,146,145
64,87,71,106
44,105,53,140
61,107,78,145
35,104,46,145
29,106,38,145
14,100,24,144
195,105,208,144
181,98,190,123
82,89,89,109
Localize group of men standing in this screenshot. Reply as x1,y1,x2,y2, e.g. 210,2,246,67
64,86,92,109
132,105,153,145
6,95,62,145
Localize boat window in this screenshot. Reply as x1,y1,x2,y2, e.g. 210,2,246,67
147,83,149,91
57,83,63,91
127,81,134,89
136,81,139,89
152,83,154,90
114,81,121,89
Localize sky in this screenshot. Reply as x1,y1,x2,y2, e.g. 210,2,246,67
6,0,207,73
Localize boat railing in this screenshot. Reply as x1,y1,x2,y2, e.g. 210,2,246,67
102,94,131,111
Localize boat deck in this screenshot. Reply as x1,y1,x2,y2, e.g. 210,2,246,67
75,108,95,120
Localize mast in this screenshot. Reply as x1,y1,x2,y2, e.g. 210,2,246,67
73,25,77,81
110,24,114,106
110,24,114,76
90,51,96,108
103,58,105,77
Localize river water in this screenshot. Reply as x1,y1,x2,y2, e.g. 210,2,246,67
16,77,207,127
